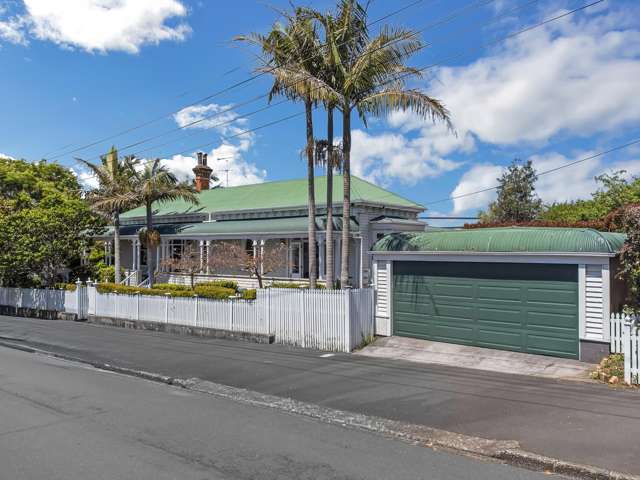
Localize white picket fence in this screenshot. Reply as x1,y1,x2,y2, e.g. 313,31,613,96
610,313,640,384
267,288,374,351
0,284,88,318
0,285,374,352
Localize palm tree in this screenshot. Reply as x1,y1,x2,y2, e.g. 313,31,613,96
320,0,453,286
314,138,342,289
78,146,138,284
131,159,198,288
236,8,326,289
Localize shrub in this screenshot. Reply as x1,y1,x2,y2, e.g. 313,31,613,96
242,289,257,300
153,283,191,291
591,354,625,384
54,283,77,291
96,282,237,300
463,220,606,230
270,281,325,289
97,264,116,283
196,280,239,292
193,284,237,299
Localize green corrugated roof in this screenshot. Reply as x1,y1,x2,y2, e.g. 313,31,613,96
120,175,422,219
98,216,358,237
372,227,626,254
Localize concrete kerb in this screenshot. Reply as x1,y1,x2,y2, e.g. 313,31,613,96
0,338,636,480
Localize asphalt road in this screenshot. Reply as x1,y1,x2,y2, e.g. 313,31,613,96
0,315,638,474
0,346,565,480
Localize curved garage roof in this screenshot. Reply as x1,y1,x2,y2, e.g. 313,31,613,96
372,227,626,255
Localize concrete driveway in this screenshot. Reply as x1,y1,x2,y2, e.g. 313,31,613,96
357,336,594,381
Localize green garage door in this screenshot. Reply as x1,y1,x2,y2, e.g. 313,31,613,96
393,262,579,359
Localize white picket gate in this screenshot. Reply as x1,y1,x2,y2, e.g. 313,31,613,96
0,284,374,352
609,313,640,384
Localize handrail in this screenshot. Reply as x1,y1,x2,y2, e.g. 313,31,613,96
120,271,137,285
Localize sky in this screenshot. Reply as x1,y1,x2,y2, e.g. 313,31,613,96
0,0,639,226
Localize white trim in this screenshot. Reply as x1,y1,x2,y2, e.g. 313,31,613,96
603,262,611,342
579,264,586,340
387,260,393,337
371,252,612,264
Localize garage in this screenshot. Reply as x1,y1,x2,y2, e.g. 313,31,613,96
371,227,626,361
393,261,579,358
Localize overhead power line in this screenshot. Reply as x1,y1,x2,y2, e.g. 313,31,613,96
74,0,539,165
75,0,604,184
425,138,640,206
44,0,427,161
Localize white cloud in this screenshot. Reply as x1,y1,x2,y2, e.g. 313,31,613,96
173,103,256,152
351,126,465,186
165,103,265,187
160,147,266,188
0,152,15,160
69,167,99,189
451,164,503,214
357,7,640,187
1,0,190,53
0,15,27,44
450,152,640,214
427,7,640,145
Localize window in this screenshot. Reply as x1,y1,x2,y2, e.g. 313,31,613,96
169,239,184,259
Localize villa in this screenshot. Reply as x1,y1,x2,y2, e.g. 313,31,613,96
96,154,426,287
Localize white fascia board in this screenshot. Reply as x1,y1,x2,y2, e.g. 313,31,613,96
369,251,613,265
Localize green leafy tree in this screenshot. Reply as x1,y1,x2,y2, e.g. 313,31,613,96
0,158,100,287
480,159,542,223
78,146,138,284
130,159,198,288
540,172,640,224
618,204,640,311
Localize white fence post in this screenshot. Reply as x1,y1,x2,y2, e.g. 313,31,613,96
267,288,271,336
229,300,234,331
624,316,632,384
300,289,306,348
344,288,351,352
165,293,170,324
136,292,140,321
194,295,199,327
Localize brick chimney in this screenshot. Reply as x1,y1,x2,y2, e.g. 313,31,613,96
193,152,213,192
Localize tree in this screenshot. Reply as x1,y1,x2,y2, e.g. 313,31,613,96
618,204,640,312
317,0,452,286
540,171,640,224
209,241,289,289
78,146,138,284
308,5,347,290
130,159,198,288
314,139,342,289
236,8,323,289
160,243,202,289
480,159,542,223
0,158,101,287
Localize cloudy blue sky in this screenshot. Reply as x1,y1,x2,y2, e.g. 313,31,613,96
0,0,638,224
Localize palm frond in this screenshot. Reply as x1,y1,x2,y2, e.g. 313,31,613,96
357,88,454,132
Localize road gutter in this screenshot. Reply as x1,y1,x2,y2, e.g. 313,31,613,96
0,338,636,480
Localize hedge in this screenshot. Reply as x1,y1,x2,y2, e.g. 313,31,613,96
270,282,325,289
242,289,257,300
196,280,239,291
96,283,236,300
54,283,77,291
152,283,191,291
